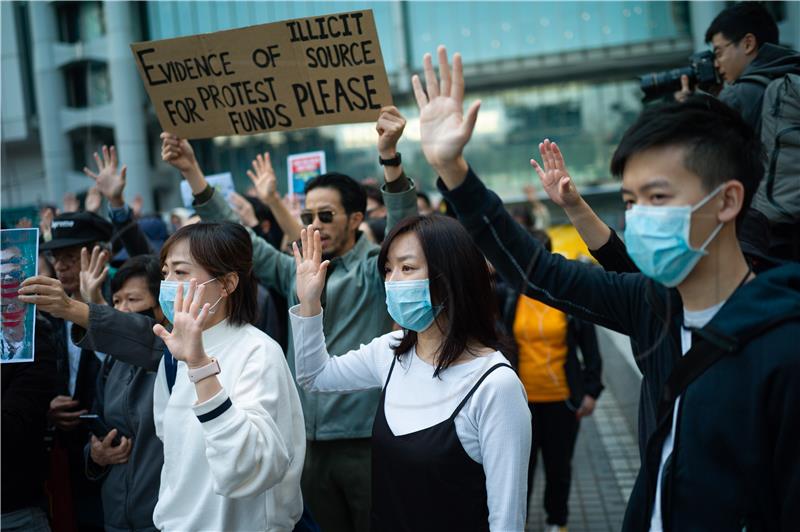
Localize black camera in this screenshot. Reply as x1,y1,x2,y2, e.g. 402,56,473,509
639,50,721,102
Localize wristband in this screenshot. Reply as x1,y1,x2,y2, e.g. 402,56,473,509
187,358,220,383
379,152,402,167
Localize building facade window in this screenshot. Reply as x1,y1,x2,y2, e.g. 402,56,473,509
63,61,111,108
69,126,115,172
56,1,105,43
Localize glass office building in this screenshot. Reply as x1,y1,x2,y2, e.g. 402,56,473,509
144,1,691,199
2,1,798,216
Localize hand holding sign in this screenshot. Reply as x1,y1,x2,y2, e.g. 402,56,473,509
160,133,198,175
161,132,208,196
376,106,406,159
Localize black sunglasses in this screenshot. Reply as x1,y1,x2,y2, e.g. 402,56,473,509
300,210,336,225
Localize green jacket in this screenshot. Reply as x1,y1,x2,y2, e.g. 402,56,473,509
194,184,418,439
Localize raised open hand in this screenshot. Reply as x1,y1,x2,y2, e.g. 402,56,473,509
160,132,198,175
39,208,54,238
84,187,102,213
530,139,582,208
152,280,211,367
293,227,330,316
246,152,279,205
412,46,481,175
131,194,144,218
229,192,259,228
79,246,109,305
63,192,79,213
83,145,126,208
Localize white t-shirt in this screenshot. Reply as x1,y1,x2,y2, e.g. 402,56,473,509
290,306,532,532
649,300,726,532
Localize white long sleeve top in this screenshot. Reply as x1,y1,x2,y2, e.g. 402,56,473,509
290,306,532,532
153,319,305,532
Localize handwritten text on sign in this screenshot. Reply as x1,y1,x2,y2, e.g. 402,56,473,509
129,10,392,139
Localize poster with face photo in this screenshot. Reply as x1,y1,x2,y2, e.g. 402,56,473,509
288,151,327,197
1,228,38,363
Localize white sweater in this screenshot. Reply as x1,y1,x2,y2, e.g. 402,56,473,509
291,306,531,532
153,319,305,532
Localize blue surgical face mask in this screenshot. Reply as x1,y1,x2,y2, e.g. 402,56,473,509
158,278,222,323
624,184,725,287
384,279,440,332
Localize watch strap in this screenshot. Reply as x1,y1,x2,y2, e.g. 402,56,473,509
187,358,221,383
379,152,402,167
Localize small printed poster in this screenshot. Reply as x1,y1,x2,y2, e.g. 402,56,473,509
288,151,327,197
180,172,236,209
1,228,39,363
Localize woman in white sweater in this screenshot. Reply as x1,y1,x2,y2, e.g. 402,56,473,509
151,222,305,531
291,215,531,532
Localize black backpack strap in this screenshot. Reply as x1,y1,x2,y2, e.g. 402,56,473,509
659,313,800,418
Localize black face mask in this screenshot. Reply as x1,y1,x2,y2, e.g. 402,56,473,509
137,307,156,320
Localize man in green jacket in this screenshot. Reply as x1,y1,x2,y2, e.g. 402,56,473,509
160,106,417,532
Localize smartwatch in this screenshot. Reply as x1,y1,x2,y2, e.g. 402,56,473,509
187,358,221,383
379,152,402,167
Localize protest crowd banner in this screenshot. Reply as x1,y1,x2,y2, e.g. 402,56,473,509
130,10,393,139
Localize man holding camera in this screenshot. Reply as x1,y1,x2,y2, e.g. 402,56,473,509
676,2,799,132
677,2,800,263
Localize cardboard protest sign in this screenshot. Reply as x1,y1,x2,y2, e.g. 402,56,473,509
288,151,327,196
131,10,392,139
1,229,38,363
180,172,236,208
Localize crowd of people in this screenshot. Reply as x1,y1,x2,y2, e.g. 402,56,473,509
2,3,799,532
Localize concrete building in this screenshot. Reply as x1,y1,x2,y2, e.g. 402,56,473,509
3,1,799,225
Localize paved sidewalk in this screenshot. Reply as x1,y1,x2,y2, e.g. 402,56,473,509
526,388,640,532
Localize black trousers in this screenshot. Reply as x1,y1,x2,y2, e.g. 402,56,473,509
528,401,580,526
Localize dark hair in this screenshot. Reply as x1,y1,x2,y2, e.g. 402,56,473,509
305,172,367,215
610,95,763,224
378,215,510,377
416,191,432,209
363,184,384,207
704,2,778,48
244,195,277,226
159,222,258,326
244,195,283,247
111,254,162,300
